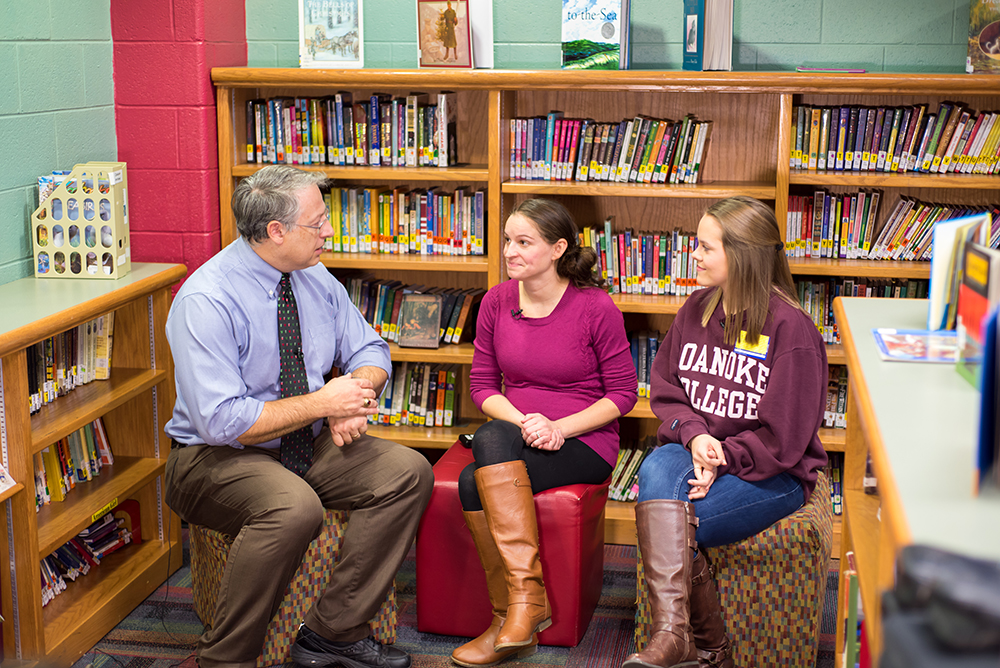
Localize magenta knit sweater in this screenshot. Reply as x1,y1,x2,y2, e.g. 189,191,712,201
470,280,638,466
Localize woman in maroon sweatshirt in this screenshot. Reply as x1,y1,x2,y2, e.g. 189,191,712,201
623,196,828,668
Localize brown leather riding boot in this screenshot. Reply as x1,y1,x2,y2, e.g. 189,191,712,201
474,461,552,652
689,553,735,668
451,511,538,667
622,500,699,668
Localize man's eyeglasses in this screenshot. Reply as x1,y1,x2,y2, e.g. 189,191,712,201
291,207,331,233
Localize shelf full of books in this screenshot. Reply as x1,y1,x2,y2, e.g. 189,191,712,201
0,263,185,664
322,185,486,257
214,69,1000,548
245,91,463,169
508,113,714,186
790,101,1000,178
786,190,999,263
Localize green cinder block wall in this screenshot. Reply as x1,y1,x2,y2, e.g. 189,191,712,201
247,0,972,72
0,0,117,286
0,0,978,287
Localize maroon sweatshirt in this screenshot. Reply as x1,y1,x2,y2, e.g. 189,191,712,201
650,288,828,502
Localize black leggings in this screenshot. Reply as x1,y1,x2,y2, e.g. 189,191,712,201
457,419,614,511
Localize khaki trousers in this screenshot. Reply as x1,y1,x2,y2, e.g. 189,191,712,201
165,428,434,668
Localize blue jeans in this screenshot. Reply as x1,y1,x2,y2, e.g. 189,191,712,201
637,443,804,548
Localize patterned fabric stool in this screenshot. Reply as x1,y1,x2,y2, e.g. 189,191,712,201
190,509,397,668
635,471,833,668
417,441,609,647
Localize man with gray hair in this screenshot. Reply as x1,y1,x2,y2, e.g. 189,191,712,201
164,165,433,668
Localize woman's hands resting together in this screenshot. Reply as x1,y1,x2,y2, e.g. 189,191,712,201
686,433,728,501
521,413,565,451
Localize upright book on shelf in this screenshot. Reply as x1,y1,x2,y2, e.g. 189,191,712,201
682,0,733,71
561,0,630,70
956,243,1000,387
927,212,990,331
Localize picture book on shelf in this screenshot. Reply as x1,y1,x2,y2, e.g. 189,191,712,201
417,0,474,68
561,0,630,70
957,243,1000,387
398,294,442,348
298,0,363,68
967,0,1000,73
927,212,990,331
871,328,959,363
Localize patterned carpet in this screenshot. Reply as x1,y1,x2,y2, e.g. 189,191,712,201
72,535,835,668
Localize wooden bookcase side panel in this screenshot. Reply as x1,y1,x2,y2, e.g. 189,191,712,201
0,266,184,663
508,89,782,185
1,347,47,657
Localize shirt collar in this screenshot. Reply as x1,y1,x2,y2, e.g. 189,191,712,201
234,236,284,296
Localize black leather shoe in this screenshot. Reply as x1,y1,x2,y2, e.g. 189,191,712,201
290,625,411,668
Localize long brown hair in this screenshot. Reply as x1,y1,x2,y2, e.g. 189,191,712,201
699,196,803,346
508,198,603,289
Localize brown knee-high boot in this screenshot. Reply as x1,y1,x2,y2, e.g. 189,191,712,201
623,500,699,668
689,553,735,668
451,511,539,667
474,461,552,652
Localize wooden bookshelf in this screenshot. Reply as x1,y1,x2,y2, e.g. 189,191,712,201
831,297,1000,666
212,69,1000,549
0,263,186,665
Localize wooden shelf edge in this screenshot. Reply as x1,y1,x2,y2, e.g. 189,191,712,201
0,482,26,505
43,538,181,665
612,294,686,314
827,344,846,364
388,342,475,364
368,421,483,449
36,457,166,558
820,428,847,452
321,253,489,273
502,180,776,199
789,259,930,280
843,490,882,627
232,163,489,182
31,369,167,453
211,68,1000,96
605,500,637,546
789,170,1000,189
626,399,655,419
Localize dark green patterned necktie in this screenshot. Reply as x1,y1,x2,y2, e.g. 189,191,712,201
278,273,313,476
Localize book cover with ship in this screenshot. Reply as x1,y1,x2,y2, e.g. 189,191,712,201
561,0,630,70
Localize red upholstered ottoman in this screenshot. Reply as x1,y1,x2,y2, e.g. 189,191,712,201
417,442,609,647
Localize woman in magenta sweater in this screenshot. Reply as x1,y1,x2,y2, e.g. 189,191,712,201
623,196,828,668
452,198,637,667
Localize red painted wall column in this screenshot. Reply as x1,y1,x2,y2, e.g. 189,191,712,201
111,0,247,273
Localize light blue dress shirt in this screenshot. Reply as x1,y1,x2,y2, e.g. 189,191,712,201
165,237,391,448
